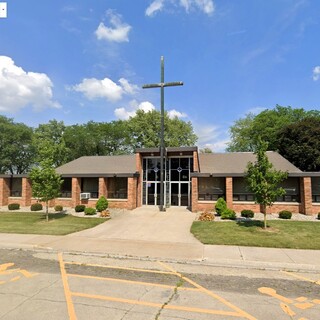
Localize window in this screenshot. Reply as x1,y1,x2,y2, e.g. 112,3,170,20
312,177,320,203
108,177,128,199
60,178,72,198
198,177,225,201
233,178,254,201
10,178,22,197
276,178,300,202
82,178,99,199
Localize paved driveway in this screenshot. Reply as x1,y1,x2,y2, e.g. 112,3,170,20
70,206,200,244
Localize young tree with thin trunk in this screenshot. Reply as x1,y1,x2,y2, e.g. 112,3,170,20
29,156,63,222
246,139,287,229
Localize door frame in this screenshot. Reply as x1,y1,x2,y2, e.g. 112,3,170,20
170,181,190,207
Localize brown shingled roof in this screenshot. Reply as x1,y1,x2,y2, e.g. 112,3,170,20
198,152,302,174
56,155,136,176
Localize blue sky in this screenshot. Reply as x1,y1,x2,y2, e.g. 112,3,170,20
1,0,320,151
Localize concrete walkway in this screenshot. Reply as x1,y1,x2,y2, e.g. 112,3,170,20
0,207,320,272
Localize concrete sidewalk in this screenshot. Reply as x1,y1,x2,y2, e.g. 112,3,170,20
1,232,320,272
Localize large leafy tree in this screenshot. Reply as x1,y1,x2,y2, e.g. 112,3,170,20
29,145,63,222
33,120,69,167
127,109,197,149
227,105,320,152
0,116,34,174
277,117,320,171
246,140,288,229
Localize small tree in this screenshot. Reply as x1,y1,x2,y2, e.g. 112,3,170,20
246,139,287,229
29,158,63,222
96,196,108,212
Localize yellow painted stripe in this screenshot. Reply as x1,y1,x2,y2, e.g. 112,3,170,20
72,291,241,317
158,261,257,320
68,273,199,291
281,271,320,285
58,253,77,320
65,261,176,275
9,276,20,282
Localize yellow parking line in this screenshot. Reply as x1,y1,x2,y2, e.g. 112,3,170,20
58,253,77,320
72,291,241,317
158,261,257,320
68,273,199,291
65,261,175,275
281,271,320,285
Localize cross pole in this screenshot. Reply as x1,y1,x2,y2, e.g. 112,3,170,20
142,56,183,211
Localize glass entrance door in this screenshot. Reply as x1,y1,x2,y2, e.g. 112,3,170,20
147,182,160,205
170,182,189,207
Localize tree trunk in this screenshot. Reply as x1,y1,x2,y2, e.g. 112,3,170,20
46,201,49,222
262,204,267,229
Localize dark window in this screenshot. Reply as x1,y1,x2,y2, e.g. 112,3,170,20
60,178,72,198
10,178,22,197
82,178,99,199
198,177,225,201
276,178,300,202
312,177,320,203
108,177,128,199
233,178,254,202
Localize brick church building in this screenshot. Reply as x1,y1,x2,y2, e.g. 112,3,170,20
0,147,319,214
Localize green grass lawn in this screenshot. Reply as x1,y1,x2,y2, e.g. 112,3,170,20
0,212,107,235
191,220,320,250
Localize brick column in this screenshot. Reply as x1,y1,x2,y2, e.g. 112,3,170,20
300,177,312,215
193,150,199,172
99,177,107,197
72,178,81,207
22,178,32,206
191,176,198,212
0,177,10,206
127,177,137,210
226,177,233,209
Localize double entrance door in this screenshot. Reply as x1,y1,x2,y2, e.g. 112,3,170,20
146,182,189,207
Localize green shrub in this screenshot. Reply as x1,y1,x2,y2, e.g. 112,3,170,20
215,198,227,216
75,205,86,212
221,209,237,220
54,205,63,212
96,196,108,212
8,203,20,210
317,212,320,220
31,203,43,211
279,210,292,219
241,209,254,218
84,207,96,215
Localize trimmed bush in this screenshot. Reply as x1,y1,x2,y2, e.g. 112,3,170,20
317,212,320,220
279,210,292,219
215,198,227,216
84,207,96,215
8,203,20,210
221,209,237,220
54,205,63,212
75,205,86,212
31,203,43,211
96,196,108,212
241,209,254,218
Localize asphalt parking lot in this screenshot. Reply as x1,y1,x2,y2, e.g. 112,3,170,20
0,249,319,320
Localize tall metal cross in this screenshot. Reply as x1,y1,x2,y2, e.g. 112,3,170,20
142,56,183,211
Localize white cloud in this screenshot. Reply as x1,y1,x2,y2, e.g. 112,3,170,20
118,78,138,95
167,109,187,119
114,101,156,120
0,56,60,113
146,0,214,16
195,124,229,152
312,66,320,81
145,0,165,16
95,10,131,42
73,77,138,102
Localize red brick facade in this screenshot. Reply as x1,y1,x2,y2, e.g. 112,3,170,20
0,150,319,214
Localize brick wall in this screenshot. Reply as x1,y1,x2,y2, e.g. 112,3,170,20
72,178,81,207
226,177,233,209
300,177,313,215
0,178,10,206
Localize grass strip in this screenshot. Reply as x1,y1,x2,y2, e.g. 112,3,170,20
191,220,320,250
0,212,106,235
